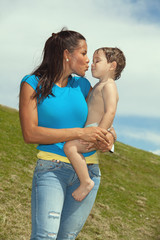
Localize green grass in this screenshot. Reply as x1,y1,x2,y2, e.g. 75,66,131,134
0,104,160,240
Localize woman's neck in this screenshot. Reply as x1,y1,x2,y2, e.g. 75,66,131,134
55,74,70,88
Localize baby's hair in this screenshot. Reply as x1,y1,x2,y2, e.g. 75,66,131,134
95,47,126,80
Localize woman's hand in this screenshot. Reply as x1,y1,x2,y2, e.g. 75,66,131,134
80,127,116,152
97,131,115,152
80,127,110,146
97,127,116,152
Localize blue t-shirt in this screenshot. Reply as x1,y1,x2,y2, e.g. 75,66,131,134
21,75,95,157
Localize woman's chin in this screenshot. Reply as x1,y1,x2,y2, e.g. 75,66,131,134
76,71,86,77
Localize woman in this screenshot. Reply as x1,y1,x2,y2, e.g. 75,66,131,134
19,29,116,240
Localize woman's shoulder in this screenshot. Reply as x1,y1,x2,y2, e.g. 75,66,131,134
70,75,90,86
70,75,91,98
20,74,39,90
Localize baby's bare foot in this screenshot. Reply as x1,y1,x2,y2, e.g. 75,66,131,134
72,180,94,201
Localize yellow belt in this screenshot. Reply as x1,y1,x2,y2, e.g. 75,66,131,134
37,151,99,164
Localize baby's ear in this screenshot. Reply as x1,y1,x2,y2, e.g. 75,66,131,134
110,61,117,71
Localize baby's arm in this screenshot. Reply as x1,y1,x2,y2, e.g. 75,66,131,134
98,81,119,130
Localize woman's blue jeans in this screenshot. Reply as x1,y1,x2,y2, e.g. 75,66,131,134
30,159,101,240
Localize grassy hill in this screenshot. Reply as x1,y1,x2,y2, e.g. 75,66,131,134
0,104,160,240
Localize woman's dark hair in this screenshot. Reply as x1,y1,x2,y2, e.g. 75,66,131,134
95,47,126,80
32,29,86,102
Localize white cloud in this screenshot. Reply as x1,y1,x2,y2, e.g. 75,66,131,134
150,149,160,156
117,126,160,147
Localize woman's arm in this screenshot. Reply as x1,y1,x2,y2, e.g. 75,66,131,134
19,83,109,144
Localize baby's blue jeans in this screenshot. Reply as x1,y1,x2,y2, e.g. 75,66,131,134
30,159,101,240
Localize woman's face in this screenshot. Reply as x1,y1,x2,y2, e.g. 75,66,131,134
69,40,89,77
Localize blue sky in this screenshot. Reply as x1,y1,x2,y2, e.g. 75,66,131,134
114,115,160,155
128,0,160,23
0,0,160,155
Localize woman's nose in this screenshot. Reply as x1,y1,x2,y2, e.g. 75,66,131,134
86,56,90,63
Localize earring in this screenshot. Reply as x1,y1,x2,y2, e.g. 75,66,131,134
66,58,69,62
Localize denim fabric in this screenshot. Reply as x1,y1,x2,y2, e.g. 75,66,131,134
30,159,101,240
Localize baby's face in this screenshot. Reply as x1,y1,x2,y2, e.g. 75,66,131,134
91,49,111,80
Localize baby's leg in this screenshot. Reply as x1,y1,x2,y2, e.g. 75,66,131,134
64,140,94,201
